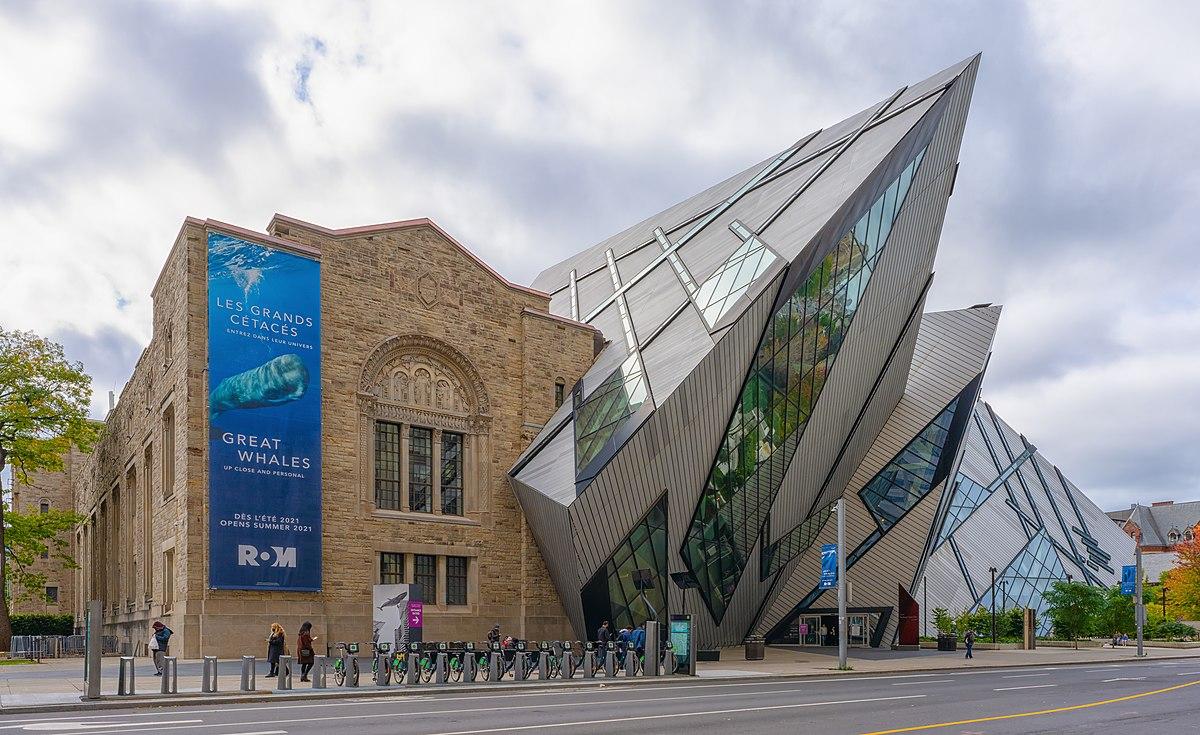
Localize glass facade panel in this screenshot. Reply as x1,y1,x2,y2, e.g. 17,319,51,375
414,553,436,602
860,397,959,531
441,431,464,516
935,473,992,548
446,556,468,605
380,552,404,585
409,426,432,513
976,529,1066,635
581,496,668,633
681,147,927,622
693,229,779,328
763,502,834,578
375,421,402,510
574,352,650,475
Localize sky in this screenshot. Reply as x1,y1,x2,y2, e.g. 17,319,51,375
1,0,1198,512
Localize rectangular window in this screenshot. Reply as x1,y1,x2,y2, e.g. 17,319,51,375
441,432,464,516
162,548,175,613
409,427,432,513
380,552,405,585
554,382,565,408
45,586,59,604
161,405,175,499
446,556,468,605
414,553,436,602
374,422,402,510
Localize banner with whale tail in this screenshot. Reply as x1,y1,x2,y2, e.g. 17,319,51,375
207,230,321,591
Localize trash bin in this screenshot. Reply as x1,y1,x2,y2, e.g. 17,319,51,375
744,635,765,660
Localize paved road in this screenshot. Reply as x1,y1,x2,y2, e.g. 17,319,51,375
1,658,1198,734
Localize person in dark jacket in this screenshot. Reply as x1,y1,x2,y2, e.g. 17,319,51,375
151,621,172,675
267,623,287,676
297,621,316,681
596,620,611,646
964,628,976,659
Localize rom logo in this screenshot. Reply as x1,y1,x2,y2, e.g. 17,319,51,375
238,544,297,568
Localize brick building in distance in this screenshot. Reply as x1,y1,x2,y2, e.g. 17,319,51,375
25,214,597,657
1108,500,1200,582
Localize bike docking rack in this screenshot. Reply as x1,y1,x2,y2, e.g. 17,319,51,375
603,641,618,677
240,655,257,692
434,642,449,684
117,656,135,695
276,655,293,690
373,642,392,686
462,641,478,682
159,656,178,694
312,655,328,689
202,656,219,693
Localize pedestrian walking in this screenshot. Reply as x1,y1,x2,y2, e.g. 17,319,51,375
631,623,647,656
297,621,316,682
267,623,287,677
596,620,611,646
150,621,172,675
964,628,976,659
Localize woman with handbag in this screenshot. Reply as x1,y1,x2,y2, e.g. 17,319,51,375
297,621,317,681
267,623,286,677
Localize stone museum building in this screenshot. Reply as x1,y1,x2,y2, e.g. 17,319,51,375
15,214,597,657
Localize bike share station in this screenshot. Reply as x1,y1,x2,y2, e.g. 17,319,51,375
84,567,695,698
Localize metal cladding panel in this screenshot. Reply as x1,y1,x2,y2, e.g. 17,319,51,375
511,477,586,636
810,482,948,646
566,272,781,615
919,544,978,632
625,260,689,346
957,417,995,484
514,421,578,504
948,493,1031,593
893,54,978,112
615,244,661,284
641,304,714,402
573,267,615,318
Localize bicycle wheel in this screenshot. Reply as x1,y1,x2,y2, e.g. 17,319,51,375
420,658,434,683
450,656,463,682
333,661,346,687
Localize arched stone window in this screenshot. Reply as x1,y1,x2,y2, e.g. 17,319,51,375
39,499,50,514
1168,530,1180,544
359,335,491,521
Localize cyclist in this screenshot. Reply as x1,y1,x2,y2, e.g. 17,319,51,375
487,624,502,646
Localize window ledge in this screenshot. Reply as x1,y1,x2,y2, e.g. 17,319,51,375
371,509,480,527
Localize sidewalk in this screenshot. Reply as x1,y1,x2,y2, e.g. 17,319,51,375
2,644,1197,714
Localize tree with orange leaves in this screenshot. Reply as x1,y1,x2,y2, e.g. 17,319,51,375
1161,527,1200,621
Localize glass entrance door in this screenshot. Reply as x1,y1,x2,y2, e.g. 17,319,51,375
798,616,821,646
848,613,877,646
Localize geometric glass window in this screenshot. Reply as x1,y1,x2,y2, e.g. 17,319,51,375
581,495,668,633
975,529,1066,635
860,396,958,531
409,426,433,513
375,421,402,510
573,352,649,475
694,222,778,328
441,431,464,516
762,502,834,579
935,473,992,548
681,148,927,623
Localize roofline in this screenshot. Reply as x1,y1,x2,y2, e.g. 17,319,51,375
521,306,600,333
267,213,551,300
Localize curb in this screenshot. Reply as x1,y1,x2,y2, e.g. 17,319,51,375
3,650,1198,716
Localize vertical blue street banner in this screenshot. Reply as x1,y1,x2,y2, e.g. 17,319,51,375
819,544,838,589
1121,565,1137,595
207,231,321,591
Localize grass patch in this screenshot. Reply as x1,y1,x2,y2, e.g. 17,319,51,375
0,658,38,665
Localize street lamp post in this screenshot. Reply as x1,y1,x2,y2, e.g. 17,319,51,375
989,567,997,644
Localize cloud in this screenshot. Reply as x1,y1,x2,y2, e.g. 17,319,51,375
1,0,1197,510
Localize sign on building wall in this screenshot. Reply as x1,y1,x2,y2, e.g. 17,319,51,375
207,231,322,591
374,584,419,649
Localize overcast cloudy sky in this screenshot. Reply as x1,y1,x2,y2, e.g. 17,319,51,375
2,1,1197,511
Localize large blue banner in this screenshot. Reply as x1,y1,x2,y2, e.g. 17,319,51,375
819,544,838,589
207,231,321,591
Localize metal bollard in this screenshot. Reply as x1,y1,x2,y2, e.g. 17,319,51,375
583,649,595,679
405,653,419,685
434,652,447,684
277,655,293,690
117,656,135,695
312,656,327,688
513,651,527,681
604,647,617,677
240,656,256,691
488,651,502,683
561,650,576,679
160,656,178,694
538,651,550,679
463,649,477,682
346,656,360,687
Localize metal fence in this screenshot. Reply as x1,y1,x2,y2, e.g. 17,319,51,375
8,634,104,659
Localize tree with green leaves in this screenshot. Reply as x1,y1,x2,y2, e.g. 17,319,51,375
5,506,83,605
0,328,99,650
1093,583,1150,638
1042,581,1104,648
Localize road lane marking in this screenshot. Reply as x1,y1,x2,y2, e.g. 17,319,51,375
4,721,203,732
1101,677,1146,682
891,680,951,686
857,678,1200,735
993,684,1056,691
414,695,928,735
0,693,926,735
1177,672,1200,676
1001,673,1050,678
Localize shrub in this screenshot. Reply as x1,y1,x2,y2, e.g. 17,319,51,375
1145,619,1197,641
10,613,75,636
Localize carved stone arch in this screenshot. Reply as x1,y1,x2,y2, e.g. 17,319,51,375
360,334,490,415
